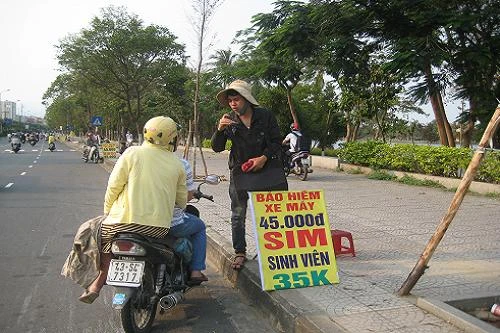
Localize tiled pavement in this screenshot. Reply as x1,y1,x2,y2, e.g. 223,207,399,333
68,141,500,333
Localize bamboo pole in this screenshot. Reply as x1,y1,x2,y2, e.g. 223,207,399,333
398,105,500,296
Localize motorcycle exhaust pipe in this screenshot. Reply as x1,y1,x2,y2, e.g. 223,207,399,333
159,291,184,310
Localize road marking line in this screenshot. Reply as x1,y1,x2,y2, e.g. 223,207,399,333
28,165,33,168
20,172,26,175
5,183,14,188
33,161,37,164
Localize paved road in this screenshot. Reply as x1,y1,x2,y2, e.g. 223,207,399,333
0,138,276,333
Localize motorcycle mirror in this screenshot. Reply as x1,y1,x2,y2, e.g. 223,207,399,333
204,174,220,185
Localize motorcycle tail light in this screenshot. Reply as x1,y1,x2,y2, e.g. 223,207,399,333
111,240,146,256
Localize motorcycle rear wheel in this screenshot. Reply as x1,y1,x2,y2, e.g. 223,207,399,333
120,268,157,333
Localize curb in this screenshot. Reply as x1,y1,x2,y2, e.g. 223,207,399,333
415,297,499,333
206,228,347,333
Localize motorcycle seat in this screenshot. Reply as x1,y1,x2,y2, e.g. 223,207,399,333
114,232,177,249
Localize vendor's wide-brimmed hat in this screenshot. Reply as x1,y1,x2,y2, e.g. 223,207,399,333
216,80,259,107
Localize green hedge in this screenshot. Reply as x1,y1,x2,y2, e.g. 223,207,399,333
199,139,500,184
335,141,500,184
202,138,232,150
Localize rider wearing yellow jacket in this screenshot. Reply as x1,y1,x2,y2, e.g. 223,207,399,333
78,116,187,304
103,140,187,228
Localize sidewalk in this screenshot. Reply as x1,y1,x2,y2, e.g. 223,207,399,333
68,141,500,333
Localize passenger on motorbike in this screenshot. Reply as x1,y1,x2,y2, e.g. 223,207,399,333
78,116,188,304
169,157,208,285
282,123,302,154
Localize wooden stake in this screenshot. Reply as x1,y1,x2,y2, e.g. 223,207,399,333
398,105,500,296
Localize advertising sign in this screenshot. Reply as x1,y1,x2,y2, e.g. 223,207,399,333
249,190,339,291
101,143,117,159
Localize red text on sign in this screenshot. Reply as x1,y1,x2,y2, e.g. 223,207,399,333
256,192,284,202
263,228,328,250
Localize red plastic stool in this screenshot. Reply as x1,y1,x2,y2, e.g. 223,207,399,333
331,229,355,257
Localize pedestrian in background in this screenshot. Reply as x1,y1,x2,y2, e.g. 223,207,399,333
211,80,287,270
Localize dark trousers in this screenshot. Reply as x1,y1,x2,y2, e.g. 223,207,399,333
229,180,288,254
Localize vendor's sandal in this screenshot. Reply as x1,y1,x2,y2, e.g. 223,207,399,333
78,290,100,304
187,273,209,286
231,254,247,270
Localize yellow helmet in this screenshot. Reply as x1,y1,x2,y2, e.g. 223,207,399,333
143,116,178,151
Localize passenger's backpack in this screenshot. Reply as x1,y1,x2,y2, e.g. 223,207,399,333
293,131,311,151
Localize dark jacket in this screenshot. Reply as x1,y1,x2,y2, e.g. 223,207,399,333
211,107,286,190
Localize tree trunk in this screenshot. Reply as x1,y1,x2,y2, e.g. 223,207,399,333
424,61,449,146
286,85,299,127
461,98,477,148
437,93,455,147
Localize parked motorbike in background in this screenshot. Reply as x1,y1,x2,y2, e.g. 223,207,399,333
106,175,219,333
282,145,312,181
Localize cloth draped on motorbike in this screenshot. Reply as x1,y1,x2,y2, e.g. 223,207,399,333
61,215,104,289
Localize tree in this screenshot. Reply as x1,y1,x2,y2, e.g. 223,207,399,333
185,0,223,177
208,49,237,87
237,0,316,127
56,6,187,138
444,0,500,147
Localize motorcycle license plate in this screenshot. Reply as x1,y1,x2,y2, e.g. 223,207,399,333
106,259,145,287
301,158,310,167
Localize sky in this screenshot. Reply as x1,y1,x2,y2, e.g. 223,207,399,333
0,0,274,118
0,0,461,123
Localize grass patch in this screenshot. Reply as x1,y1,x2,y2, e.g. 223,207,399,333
396,175,445,188
346,167,364,174
485,192,500,199
368,170,397,181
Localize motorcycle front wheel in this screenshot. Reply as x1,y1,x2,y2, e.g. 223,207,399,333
299,166,308,181
120,268,157,333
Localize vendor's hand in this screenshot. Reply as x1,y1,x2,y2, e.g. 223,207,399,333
217,113,237,131
247,155,268,172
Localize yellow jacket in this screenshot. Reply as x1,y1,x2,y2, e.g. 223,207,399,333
103,141,187,228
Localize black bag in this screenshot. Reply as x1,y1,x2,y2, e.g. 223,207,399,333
293,131,312,152
232,156,287,191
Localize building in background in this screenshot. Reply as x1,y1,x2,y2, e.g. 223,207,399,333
0,100,17,120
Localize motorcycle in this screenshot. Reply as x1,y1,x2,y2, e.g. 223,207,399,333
48,142,56,152
83,144,103,163
282,146,312,181
106,174,219,333
11,137,22,153
29,139,37,146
